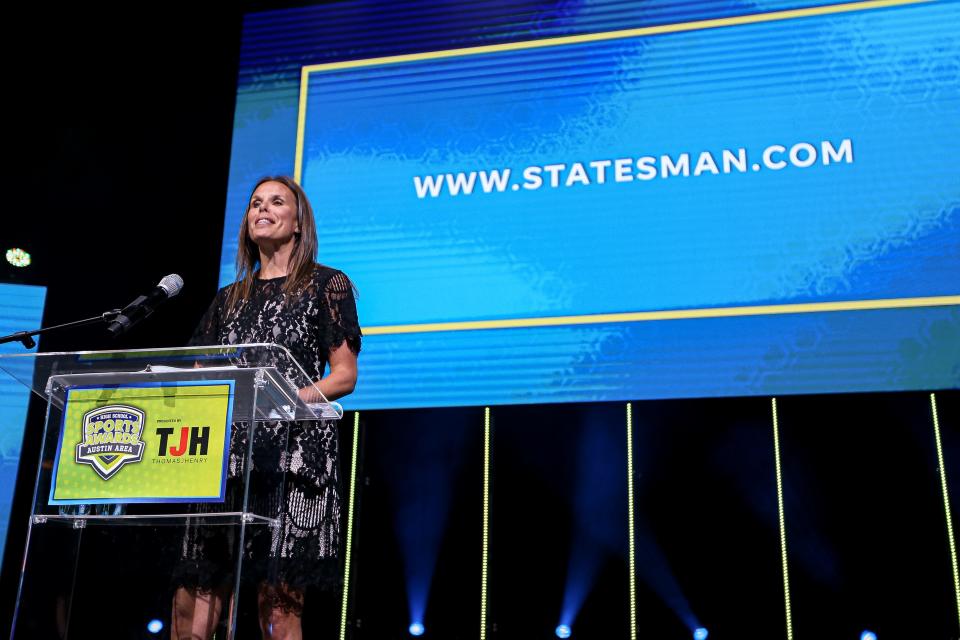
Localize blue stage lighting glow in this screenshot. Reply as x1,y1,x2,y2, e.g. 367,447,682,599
860,632,877,640
694,628,708,640
556,624,571,638
147,619,163,634
409,622,425,636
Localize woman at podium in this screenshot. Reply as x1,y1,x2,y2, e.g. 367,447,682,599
173,176,361,639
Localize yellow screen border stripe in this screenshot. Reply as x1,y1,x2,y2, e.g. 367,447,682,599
362,295,960,335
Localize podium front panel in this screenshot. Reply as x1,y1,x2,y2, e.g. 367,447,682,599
0,345,342,640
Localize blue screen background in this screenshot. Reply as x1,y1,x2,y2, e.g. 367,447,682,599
0,284,47,572
222,0,959,408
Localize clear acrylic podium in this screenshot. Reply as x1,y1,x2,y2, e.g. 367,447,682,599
0,344,342,639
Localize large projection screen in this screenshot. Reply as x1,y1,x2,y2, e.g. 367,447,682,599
222,0,959,409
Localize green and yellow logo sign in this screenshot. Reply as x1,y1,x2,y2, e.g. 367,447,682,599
75,405,146,480
50,382,234,505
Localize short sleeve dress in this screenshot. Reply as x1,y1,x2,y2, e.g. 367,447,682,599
178,265,361,603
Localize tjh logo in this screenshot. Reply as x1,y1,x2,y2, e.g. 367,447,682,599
156,426,210,457
75,405,146,480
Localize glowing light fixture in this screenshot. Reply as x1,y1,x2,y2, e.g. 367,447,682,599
409,622,425,636
694,628,708,640
480,407,491,639
339,412,361,640
626,402,637,640
930,393,960,628
146,619,163,634
555,624,571,638
860,631,877,640
5,248,31,267
772,397,794,640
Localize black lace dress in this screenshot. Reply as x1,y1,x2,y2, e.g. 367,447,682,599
177,265,361,602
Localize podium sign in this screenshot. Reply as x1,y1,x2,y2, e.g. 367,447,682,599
49,380,234,504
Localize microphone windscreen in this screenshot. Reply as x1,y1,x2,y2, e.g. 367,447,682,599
158,274,184,297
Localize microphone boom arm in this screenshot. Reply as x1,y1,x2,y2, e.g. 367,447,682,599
0,310,121,349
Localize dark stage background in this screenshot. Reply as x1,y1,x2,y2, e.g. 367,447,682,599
1,3,958,639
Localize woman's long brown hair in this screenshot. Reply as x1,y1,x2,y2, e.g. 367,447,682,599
224,176,319,317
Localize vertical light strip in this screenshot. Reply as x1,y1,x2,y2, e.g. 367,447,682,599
480,407,491,640
771,397,794,640
339,411,361,640
626,402,638,640
931,393,960,627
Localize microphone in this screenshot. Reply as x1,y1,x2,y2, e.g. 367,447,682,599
107,274,184,336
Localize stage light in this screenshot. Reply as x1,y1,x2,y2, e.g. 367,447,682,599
771,397,795,640
860,632,877,640
340,412,361,640
626,403,637,640
555,624,571,638
481,406,491,640
147,619,163,634
409,622,425,636
5,248,31,268
694,628,709,640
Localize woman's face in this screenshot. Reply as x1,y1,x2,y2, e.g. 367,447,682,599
246,181,300,249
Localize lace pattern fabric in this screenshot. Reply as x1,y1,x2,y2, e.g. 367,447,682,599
177,265,361,595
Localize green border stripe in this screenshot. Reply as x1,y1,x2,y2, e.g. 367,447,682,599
626,402,638,640
339,411,361,640
931,393,960,628
772,397,794,640
480,407,491,640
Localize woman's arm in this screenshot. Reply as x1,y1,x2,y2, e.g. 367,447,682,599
298,269,361,404
299,340,358,403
